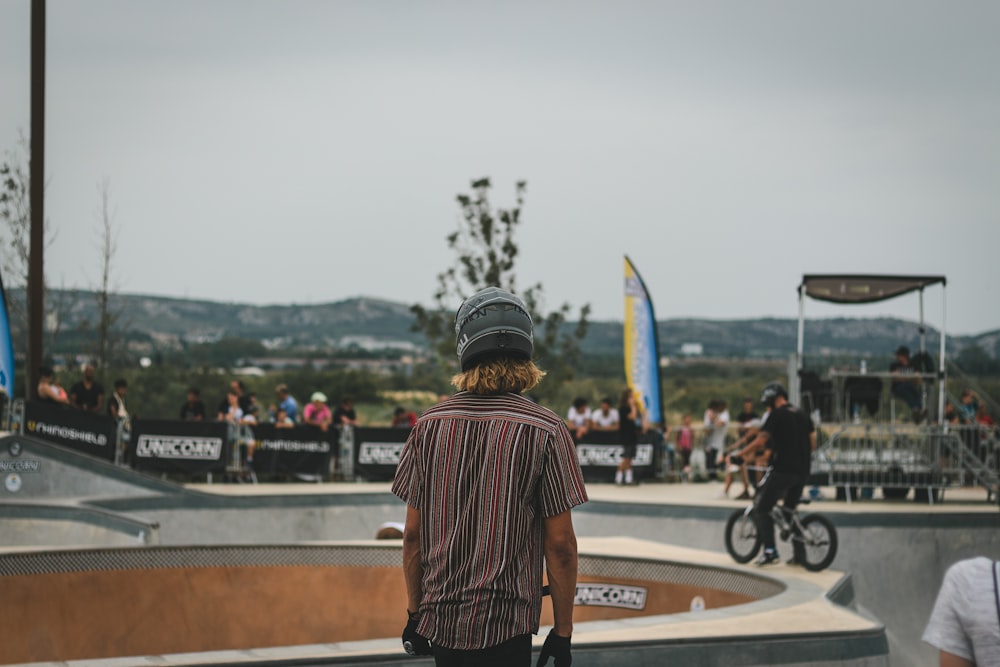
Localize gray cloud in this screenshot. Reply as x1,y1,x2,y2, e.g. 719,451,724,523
1,0,997,335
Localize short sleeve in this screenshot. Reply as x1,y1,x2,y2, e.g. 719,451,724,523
922,563,974,660
391,429,423,508
538,422,588,517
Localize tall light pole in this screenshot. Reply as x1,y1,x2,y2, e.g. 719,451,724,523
28,0,46,396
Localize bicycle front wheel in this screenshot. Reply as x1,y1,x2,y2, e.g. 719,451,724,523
724,508,761,564
797,513,838,572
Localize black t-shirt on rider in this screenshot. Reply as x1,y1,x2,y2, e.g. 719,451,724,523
761,404,813,477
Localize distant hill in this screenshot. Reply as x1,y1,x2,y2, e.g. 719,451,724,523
9,289,999,360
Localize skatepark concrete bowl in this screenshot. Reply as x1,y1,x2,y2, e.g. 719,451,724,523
11,435,999,666
0,538,885,667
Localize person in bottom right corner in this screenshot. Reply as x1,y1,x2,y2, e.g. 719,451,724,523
923,557,1000,666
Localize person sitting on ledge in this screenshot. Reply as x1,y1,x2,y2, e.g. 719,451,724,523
589,397,619,432
566,397,591,440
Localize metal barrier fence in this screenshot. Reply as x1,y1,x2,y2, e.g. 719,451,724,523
219,422,352,483
7,398,24,434
814,422,999,503
11,398,998,502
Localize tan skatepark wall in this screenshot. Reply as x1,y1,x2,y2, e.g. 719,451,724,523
0,544,773,664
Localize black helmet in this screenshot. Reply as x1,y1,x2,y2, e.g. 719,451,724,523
760,382,788,408
455,287,533,370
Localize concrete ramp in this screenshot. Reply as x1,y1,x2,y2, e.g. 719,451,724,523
2,442,996,666
0,434,176,547
0,433,180,500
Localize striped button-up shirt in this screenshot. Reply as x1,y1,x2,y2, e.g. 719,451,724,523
392,391,588,650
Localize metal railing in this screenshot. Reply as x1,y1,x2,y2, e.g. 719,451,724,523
814,422,998,503
220,423,258,483
6,398,24,434
947,360,1000,417
337,425,354,481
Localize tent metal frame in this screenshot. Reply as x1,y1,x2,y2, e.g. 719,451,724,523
795,274,947,424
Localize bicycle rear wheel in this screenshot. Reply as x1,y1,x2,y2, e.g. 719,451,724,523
796,513,838,571
724,508,760,564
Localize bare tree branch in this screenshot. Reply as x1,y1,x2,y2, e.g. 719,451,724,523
94,177,122,373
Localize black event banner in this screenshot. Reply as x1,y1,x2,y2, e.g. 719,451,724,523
129,419,229,474
250,424,333,478
354,427,410,481
349,427,657,483
572,431,656,483
23,401,118,462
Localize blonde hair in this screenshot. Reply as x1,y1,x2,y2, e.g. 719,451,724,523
451,357,546,395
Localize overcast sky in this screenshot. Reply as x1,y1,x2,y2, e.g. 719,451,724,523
1,0,998,337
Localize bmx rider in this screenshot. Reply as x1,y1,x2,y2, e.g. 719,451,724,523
736,382,815,566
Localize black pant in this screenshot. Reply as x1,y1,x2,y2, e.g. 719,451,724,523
433,634,531,667
891,382,922,410
753,469,805,552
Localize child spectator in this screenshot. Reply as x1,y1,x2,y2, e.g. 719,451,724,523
676,414,693,475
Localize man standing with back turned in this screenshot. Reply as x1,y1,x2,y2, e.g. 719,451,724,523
392,287,588,667
737,382,815,566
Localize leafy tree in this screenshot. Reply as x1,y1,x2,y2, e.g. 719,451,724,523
0,134,76,359
411,178,590,400
0,146,30,294
1,139,36,355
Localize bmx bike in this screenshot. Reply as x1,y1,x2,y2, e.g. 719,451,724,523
724,499,838,572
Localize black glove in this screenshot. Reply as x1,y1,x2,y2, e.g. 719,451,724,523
536,629,571,667
402,610,432,656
